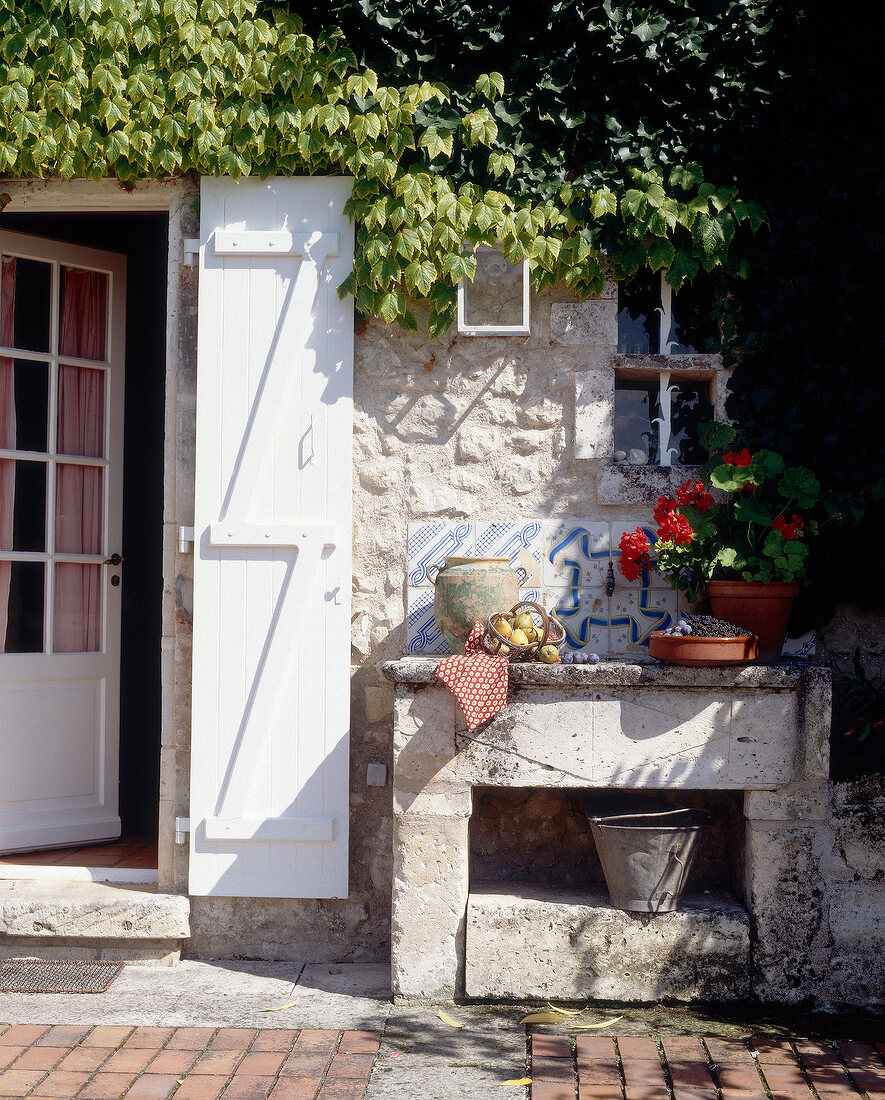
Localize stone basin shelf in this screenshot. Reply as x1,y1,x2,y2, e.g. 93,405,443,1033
382,657,831,1005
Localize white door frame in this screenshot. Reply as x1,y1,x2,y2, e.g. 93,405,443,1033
0,181,187,883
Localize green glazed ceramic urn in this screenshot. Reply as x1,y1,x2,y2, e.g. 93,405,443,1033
427,556,528,653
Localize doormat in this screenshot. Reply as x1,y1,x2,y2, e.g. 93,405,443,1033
0,959,123,994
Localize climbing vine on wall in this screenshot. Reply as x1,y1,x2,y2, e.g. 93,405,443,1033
0,0,765,334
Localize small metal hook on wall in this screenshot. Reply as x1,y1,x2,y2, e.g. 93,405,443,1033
606,561,616,597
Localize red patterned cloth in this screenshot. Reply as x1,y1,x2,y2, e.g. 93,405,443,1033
435,621,509,731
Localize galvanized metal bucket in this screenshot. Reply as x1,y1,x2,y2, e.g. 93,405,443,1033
588,804,711,913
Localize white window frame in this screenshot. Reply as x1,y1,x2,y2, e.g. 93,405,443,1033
457,251,531,336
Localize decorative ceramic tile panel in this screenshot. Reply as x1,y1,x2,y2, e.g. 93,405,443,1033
406,586,451,654
782,631,816,658
474,521,544,589
407,522,473,587
542,520,611,588
609,583,677,654
546,586,610,654
610,519,670,587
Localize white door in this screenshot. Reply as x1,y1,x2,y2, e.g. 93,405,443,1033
189,177,354,899
0,230,126,853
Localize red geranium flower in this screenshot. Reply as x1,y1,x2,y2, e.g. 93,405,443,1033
657,511,694,545
618,528,651,581
676,479,714,513
771,513,804,540
722,448,753,467
653,494,677,526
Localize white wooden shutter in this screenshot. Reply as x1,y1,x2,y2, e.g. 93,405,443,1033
189,177,354,898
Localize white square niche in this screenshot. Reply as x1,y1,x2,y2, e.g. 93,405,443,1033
457,247,530,335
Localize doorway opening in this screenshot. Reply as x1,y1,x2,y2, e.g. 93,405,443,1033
1,212,168,848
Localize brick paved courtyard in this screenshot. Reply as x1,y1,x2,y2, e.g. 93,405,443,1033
2,1023,884,1098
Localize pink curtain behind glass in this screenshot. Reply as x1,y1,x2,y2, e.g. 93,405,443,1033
54,268,106,653
0,256,15,652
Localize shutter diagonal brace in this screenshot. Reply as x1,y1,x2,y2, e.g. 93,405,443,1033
204,230,340,843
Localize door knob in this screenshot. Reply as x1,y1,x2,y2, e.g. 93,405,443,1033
103,553,125,566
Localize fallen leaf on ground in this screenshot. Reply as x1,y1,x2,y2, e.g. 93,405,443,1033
545,1002,586,1016
438,1009,465,1029
500,1077,532,1086
520,1011,567,1024
262,1000,299,1012
570,1016,624,1030
329,968,342,974
389,1051,403,1059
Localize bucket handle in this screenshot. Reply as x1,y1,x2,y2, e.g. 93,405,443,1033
425,563,440,585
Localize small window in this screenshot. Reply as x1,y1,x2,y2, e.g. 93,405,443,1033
613,373,713,466
618,270,718,354
457,247,530,335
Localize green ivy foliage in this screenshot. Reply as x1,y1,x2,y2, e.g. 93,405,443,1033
0,0,765,334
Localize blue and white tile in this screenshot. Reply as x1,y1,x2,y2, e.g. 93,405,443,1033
407,521,473,587
474,521,544,589
542,520,612,588
546,586,610,654
782,631,816,658
406,587,452,654
609,585,678,654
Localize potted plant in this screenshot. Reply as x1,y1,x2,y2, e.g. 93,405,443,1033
618,422,826,657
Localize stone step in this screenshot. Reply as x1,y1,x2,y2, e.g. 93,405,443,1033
0,879,190,965
465,882,750,1002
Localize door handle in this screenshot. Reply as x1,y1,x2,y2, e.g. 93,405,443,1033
103,553,125,566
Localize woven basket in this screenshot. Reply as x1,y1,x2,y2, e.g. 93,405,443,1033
483,600,566,660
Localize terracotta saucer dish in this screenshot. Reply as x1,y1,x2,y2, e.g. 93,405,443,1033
647,631,759,666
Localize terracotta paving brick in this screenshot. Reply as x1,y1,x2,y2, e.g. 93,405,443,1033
717,1064,766,1092
25,1069,92,1097
0,1049,22,1071
268,1078,324,1099
668,1060,717,1089
848,1068,885,1097
168,1077,229,1100
617,1036,662,1060
251,1031,297,1053
578,1086,623,1100
192,1048,244,1075
210,1028,258,1050
316,1082,372,1099
220,1076,276,1099
77,1071,140,1099
102,1045,159,1073
621,1058,668,1100
57,1044,113,1072
166,1028,217,1050
662,1036,707,1061
280,1053,333,1077
0,1023,50,1046
532,1035,572,1059
839,1042,881,1066
236,1050,288,1076
578,1064,621,1086
124,1074,182,1099
82,1025,134,1047
761,1062,813,1097
148,1047,201,1075
704,1037,753,1064
36,1024,93,1046
531,1081,578,1100
0,1068,48,1095
805,1064,863,1097
339,1031,380,1054
9,1044,66,1070
123,1026,176,1049
752,1038,798,1064
291,1030,339,1055
326,1053,377,1079
576,1036,617,1062
534,1057,577,1082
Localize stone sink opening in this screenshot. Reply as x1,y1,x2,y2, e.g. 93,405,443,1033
382,657,831,1006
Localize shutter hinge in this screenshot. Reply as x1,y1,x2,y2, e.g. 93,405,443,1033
183,238,201,266
175,817,190,844
178,525,195,553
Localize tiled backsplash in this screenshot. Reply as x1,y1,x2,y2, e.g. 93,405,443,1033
406,520,678,656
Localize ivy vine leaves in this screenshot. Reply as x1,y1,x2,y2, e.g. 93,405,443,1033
0,0,766,334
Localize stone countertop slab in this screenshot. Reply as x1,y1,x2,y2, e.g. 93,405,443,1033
382,655,829,690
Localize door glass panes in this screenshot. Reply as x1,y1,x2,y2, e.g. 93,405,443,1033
57,366,105,457
54,562,101,652
56,464,103,555
12,360,49,453
0,460,46,551
60,267,109,361
1,255,51,353
0,561,44,653
617,271,661,354
670,382,714,464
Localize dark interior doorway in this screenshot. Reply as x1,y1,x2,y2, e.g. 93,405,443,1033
2,211,168,839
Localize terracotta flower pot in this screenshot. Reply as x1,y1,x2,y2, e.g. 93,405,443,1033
706,580,799,660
